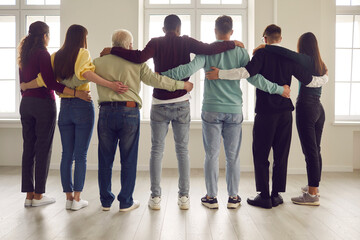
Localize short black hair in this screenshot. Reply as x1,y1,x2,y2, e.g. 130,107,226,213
164,14,181,32
215,15,233,35
263,24,281,41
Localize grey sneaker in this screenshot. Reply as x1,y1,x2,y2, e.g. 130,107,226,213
301,185,320,197
291,193,320,206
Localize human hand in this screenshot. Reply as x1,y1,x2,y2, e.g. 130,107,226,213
234,40,245,48
281,85,291,98
184,81,193,92
111,82,129,94
75,90,92,102
55,91,61,96
100,47,111,57
206,67,220,80
20,82,27,91
253,44,266,55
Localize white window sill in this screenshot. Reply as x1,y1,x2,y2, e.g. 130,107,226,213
333,121,360,126
0,119,255,129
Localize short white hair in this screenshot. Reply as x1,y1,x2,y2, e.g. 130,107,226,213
112,29,133,49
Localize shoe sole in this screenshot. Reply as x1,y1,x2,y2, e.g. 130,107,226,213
102,207,111,211
71,205,88,211
271,201,283,207
120,204,140,212
201,202,219,209
227,203,240,209
247,199,272,209
292,200,320,206
31,201,55,207
178,204,189,210
148,204,161,210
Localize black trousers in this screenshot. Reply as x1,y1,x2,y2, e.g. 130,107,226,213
20,97,56,194
296,95,325,188
252,111,292,197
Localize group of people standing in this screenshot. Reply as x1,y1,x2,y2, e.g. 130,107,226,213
18,14,327,212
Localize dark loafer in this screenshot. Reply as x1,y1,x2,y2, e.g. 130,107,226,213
271,194,284,207
247,194,272,209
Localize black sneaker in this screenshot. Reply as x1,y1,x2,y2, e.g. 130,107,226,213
227,195,241,209
201,195,219,209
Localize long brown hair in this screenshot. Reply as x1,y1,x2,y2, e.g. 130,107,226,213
54,24,88,79
297,32,327,75
18,21,49,69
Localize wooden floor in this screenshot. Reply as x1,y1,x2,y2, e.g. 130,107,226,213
1,167,360,240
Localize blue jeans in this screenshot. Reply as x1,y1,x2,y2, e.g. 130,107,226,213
150,101,190,197
58,98,95,193
98,105,140,209
201,111,243,198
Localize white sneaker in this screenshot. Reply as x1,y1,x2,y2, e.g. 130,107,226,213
178,196,190,210
71,199,88,211
148,196,161,210
66,200,73,210
31,196,56,207
119,200,140,212
24,198,32,207
301,185,320,197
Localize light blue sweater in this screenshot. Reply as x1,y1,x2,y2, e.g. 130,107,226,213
162,41,284,114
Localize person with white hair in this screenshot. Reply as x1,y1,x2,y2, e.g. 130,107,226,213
93,29,193,212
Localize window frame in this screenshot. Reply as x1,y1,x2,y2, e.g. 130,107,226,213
0,1,59,119
336,5,360,120
143,0,249,120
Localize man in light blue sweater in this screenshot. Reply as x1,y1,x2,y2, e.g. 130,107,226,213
162,16,289,209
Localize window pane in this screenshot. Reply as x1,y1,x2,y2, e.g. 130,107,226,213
45,16,60,47
335,83,351,115
45,0,60,5
351,0,360,5
354,16,360,48
0,0,16,5
222,0,243,4
336,15,354,48
149,0,169,4
26,16,45,33
0,49,15,79
352,49,360,81
336,0,350,5
171,0,191,3
27,0,45,5
336,49,352,82
201,15,242,43
0,80,15,113
201,0,220,4
149,15,190,39
0,16,16,47
350,83,360,115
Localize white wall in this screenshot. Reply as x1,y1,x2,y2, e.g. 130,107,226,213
0,0,359,172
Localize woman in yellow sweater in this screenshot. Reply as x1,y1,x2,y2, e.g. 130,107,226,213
22,24,127,211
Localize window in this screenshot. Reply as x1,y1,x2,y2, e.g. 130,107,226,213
0,0,60,118
143,0,248,120
336,1,360,120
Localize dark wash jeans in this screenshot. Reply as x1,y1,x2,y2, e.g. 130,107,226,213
20,97,56,194
97,105,140,209
296,94,325,187
58,98,95,193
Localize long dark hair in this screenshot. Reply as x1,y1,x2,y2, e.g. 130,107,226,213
297,32,327,75
54,24,88,79
18,21,49,69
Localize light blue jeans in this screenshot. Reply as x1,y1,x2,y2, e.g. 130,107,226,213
150,101,190,197
202,111,243,198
